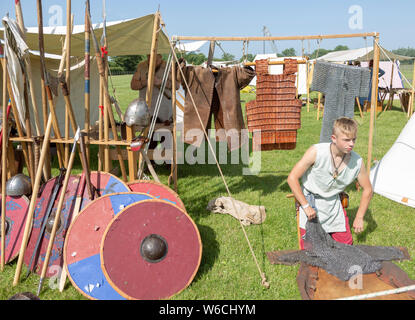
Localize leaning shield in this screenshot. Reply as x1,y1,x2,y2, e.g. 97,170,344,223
64,192,154,300
100,199,202,300
23,171,129,277
127,180,186,211
0,195,29,263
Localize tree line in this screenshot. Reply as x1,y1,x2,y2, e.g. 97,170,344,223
109,46,415,72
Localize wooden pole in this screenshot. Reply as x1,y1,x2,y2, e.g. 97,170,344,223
367,35,380,173
84,0,91,165
316,92,322,120
37,129,80,295
13,112,53,286
64,1,72,166
146,12,161,110
168,56,177,192
409,61,415,117
15,0,42,137
37,0,65,169
1,59,34,185
1,47,8,271
174,32,378,42
87,12,127,181
58,173,85,291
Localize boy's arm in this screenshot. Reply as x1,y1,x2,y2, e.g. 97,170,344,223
287,146,317,220
352,161,373,233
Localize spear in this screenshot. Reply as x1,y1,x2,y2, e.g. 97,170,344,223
1,45,8,271
86,11,127,181
37,127,80,295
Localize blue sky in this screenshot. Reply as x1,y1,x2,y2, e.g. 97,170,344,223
1,0,414,58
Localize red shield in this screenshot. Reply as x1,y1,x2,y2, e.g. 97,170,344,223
101,199,202,300
0,195,29,263
127,180,186,211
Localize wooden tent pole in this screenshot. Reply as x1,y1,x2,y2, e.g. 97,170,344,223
168,55,177,192
174,32,378,42
409,60,415,117
367,35,380,173
137,11,161,173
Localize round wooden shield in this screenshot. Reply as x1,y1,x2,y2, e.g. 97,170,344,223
100,199,202,300
64,192,154,300
86,171,130,205
23,172,129,277
0,195,29,264
127,180,186,211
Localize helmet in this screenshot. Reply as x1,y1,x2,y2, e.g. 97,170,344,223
5,173,32,196
124,98,151,127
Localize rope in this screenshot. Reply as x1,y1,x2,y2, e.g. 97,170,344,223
163,25,269,289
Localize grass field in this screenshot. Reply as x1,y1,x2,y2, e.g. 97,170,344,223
1,74,414,300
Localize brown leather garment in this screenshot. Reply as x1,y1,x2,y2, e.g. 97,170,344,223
177,62,255,150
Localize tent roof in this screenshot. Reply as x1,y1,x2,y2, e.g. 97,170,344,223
0,14,171,57
316,46,414,62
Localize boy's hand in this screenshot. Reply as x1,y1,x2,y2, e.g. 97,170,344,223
353,217,364,233
304,206,317,220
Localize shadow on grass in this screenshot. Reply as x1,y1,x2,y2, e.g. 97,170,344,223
192,224,220,283
345,207,377,242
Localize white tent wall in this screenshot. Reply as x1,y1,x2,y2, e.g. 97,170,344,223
369,112,415,208
249,54,308,95
0,53,100,136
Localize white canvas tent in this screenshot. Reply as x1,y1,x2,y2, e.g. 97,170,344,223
0,14,171,57
370,112,415,208
0,14,174,134
249,54,308,95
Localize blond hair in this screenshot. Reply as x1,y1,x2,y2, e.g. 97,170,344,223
332,117,358,137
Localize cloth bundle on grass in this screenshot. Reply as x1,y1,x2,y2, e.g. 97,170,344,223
246,58,302,151
206,196,266,226
311,61,371,143
268,218,407,281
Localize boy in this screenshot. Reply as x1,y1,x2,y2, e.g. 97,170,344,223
287,117,373,249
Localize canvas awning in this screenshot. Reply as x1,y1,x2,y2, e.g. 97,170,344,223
315,46,414,62
0,14,171,57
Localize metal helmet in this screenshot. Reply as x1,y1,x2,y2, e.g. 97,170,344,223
5,173,32,197
124,98,151,127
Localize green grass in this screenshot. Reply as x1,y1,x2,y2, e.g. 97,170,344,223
2,74,415,300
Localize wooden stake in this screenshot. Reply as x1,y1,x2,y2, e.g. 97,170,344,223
37,128,80,295
168,58,177,192
13,112,53,286
58,173,85,291
367,36,380,173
